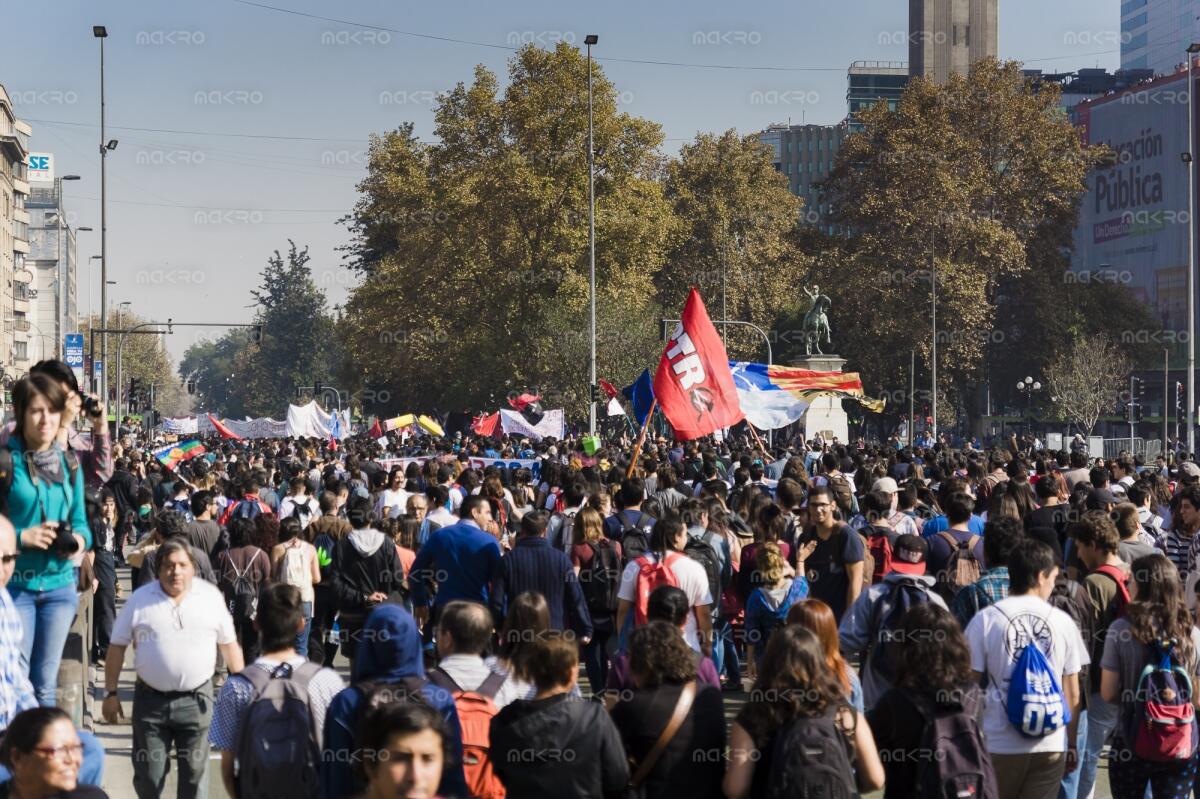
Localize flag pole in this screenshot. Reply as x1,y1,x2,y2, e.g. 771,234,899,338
626,399,658,479
746,420,772,460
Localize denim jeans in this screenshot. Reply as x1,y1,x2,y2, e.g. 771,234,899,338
131,681,212,799
581,628,614,697
9,583,79,707
1058,707,1088,799
295,601,313,658
1076,693,1119,799
710,617,740,683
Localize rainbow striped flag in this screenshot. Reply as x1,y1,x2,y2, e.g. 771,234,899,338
153,439,206,470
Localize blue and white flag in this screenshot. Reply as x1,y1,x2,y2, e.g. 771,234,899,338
728,361,812,431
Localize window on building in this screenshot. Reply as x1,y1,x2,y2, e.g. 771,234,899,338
953,25,958,46
1122,12,1147,30
13,342,27,361
1126,31,1148,51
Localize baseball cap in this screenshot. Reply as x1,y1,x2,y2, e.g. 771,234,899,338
871,477,899,494
1180,461,1200,479
1087,487,1119,509
890,534,928,576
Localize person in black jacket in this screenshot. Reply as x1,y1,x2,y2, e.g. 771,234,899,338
332,495,402,665
490,632,629,798
611,621,726,799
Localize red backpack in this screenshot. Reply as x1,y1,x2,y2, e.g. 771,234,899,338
427,669,507,799
1092,564,1130,617
865,526,893,585
633,552,682,625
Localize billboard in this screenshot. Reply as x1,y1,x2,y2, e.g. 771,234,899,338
27,152,53,182
1071,71,1189,329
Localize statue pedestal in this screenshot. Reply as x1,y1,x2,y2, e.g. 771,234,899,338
791,355,849,443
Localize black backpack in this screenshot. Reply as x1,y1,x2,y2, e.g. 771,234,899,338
616,511,650,566
908,690,999,799
683,530,722,619
828,474,855,517
866,579,933,685
234,661,323,799
764,707,858,799
580,540,621,617
223,549,265,621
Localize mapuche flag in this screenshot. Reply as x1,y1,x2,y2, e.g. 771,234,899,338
653,288,744,440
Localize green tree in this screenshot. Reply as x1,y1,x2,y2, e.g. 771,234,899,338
177,330,251,418
340,44,673,415
81,313,188,417
661,130,806,361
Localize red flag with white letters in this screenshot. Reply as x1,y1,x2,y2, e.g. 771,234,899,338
653,288,744,440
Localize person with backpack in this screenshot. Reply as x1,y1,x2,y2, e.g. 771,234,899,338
1099,552,1200,798
216,517,272,663
279,476,319,530
680,498,729,673
570,504,622,693
321,604,467,799
794,485,866,622
817,452,858,519
787,598,865,712
723,624,885,799
927,491,986,603
965,538,1088,799
103,538,244,799
611,621,726,799
1067,511,1132,799
270,517,321,658
490,510,593,641
489,633,630,798
744,542,812,678
867,602,998,799
951,516,1024,628
307,491,351,668
218,478,275,526
838,534,947,710
604,477,656,555
209,583,344,799
616,513,713,657
331,496,404,666
858,488,902,585
545,479,587,554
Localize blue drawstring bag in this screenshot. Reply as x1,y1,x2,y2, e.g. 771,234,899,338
1006,631,1069,738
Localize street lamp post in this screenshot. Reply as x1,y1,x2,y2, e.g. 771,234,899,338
585,33,598,436
930,230,938,443
1187,42,1200,453
94,25,117,413
1017,376,1041,438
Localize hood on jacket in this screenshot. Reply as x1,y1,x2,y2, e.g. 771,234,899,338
348,527,387,557
759,577,799,612
351,604,425,683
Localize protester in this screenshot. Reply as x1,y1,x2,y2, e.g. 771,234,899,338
794,485,865,621
787,598,865,712
570,503,622,692
4,374,92,708
610,621,726,799
208,583,344,798
489,633,629,798
353,701,449,799
104,538,244,799
950,516,1024,628
490,510,592,639
308,490,350,667
430,600,524,708
0,707,108,799
409,494,502,634
270,516,321,657
183,490,223,564
330,496,404,664
744,541,811,675
215,517,271,663
91,489,119,664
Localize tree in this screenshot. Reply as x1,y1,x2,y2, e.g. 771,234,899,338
661,130,806,360
177,330,251,418
81,313,188,417
1046,334,1130,436
802,59,1137,431
339,44,673,415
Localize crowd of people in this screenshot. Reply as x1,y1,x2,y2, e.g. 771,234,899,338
8,357,1200,798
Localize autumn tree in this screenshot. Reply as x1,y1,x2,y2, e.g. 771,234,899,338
81,313,189,417
1046,334,1130,436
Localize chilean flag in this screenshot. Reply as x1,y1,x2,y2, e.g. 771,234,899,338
653,288,744,440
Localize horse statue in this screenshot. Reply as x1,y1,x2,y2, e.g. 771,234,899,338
800,285,832,356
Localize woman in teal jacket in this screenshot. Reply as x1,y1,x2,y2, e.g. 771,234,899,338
6,374,91,707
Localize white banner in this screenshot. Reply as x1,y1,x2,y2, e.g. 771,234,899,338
499,409,564,441
376,455,544,481
162,416,199,435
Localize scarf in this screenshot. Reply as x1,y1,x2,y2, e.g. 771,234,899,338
28,448,63,486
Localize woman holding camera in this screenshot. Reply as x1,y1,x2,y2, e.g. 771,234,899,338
6,374,91,707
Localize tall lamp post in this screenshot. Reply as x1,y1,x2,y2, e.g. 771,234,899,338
1017,376,1041,438
584,33,598,436
94,25,117,413
1187,42,1200,453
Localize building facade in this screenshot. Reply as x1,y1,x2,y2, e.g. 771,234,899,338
0,85,31,380
847,61,909,131
27,176,76,362
758,122,848,232
1121,0,1199,75
908,0,998,84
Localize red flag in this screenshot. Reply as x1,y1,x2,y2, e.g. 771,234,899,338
206,414,244,441
598,378,619,400
507,392,541,412
653,288,744,440
368,419,383,438
472,412,500,437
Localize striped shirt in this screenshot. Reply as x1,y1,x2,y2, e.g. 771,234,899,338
1160,530,1195,579
490,537,592,636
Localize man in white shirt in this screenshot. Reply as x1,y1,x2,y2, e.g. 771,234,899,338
209,583,344,797
614,514,712,655
429,600,523,708
279,476,319,528
966,538,1087,799
103,538,244,799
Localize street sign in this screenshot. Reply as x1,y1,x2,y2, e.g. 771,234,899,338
64,334,84,367
27,153,53,182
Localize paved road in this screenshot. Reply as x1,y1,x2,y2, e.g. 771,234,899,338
88,565,1111,799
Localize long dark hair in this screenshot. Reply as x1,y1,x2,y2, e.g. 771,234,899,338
498,591,550,680
892,603,973,696
741,625,847,747
1126,553,1196,666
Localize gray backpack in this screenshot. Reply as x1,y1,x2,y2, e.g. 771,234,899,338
234,661,323,799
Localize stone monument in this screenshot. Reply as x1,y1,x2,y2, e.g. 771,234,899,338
794,285,849,442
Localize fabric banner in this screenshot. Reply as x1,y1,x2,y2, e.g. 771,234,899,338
654,288,744,440
499,409,565,441
377,455,543,482
206,414,244,441
728,361,812,431
162,416,199,435
728,361,886,419
606,397,625,417
472,412,500,437
623,368,655,427
286,401,350,440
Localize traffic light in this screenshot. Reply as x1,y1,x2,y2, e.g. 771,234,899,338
249,324,263,344
589,383,600,403
1178,382,1185,412
129,378,141,397
186,379,197,395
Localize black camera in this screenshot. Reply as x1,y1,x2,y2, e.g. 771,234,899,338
53,523,79,557
78,392,102,419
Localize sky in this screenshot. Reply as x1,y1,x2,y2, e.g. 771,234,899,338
1,0,1121,363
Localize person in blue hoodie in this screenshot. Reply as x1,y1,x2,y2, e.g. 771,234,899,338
744,541,811,677
321,604,467,799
